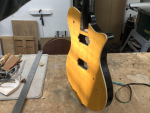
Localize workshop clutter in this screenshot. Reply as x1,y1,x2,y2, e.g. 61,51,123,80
0,53,21,79
0,53,25,96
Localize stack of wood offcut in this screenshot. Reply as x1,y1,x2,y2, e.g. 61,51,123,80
0,53,23,96
0,53,21,71
0,20,38,55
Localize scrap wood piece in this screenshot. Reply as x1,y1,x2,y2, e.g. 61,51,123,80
9,53,22,69
14,36,35,54
18,53,22,59
20,78,26,83
1,36,15,55
2,55,19,71
39,62,44,67
0,53,11,66
0,79,20,96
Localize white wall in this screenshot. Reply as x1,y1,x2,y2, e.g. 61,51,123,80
0,0,73,39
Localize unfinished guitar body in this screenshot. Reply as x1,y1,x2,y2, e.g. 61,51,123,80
66,7,113,111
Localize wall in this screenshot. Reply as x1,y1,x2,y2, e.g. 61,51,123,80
0,0,73,39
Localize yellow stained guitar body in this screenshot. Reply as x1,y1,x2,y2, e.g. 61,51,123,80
66,7,113,111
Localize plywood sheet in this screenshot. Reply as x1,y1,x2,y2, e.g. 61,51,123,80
16,47,23,54
15,40,22,46
95,0,126,43
14,36,35,54
26,41,35,54
1,36,15,55
110,0,126,42
11,20,38,53
40,37,70,50
95,0,110,31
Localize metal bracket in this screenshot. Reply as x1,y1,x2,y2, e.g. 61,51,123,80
12,51,43,113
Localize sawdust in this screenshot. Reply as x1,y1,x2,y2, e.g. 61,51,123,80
136,54,150,61
1,54,150,113
126,74,150,84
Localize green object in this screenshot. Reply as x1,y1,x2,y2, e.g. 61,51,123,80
18,54,22,59
137,11,150,40
112,81,131,103
113,81,150,104
140,0,143,2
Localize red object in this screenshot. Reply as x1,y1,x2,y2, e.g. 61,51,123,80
20,78,26,83
43,38,71,55
10,60,22,69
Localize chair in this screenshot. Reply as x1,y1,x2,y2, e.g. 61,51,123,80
120,29,150,52
120,8,150,52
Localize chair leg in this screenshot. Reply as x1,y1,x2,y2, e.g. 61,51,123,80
120,31,133,52
140,43,150,52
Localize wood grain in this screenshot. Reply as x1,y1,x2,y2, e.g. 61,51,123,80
12,20,38,53
14,36,35,54
14,36,34,41
1,36,15,55
40,37,70,50
95,0,126,43
26,41,35,54
0,54,150,113
15,41,23,54
66,7,108,111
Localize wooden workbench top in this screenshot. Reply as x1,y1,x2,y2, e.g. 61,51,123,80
1,53,150,113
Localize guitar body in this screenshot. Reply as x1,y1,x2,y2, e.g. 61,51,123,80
66,7,113,111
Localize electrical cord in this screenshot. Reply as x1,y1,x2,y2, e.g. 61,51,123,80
112,81,150,103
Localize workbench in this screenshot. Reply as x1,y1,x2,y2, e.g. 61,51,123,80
0,53,150,113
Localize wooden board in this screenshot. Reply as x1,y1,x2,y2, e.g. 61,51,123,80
14,36,34,41
1,36,15,55
2,55,19,71
40,37,70,50
15,41,23,54
0,80,20,96
14,36,35,54
95,0,126,43
1,53,150,113
26,41,35,54
11,20,38,53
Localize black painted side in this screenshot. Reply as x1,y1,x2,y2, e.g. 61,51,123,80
81,0,89,29
0,0,30,21
89,13,114,107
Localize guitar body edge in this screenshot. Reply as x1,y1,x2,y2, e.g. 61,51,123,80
90,23,114,107
100,37,114,107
